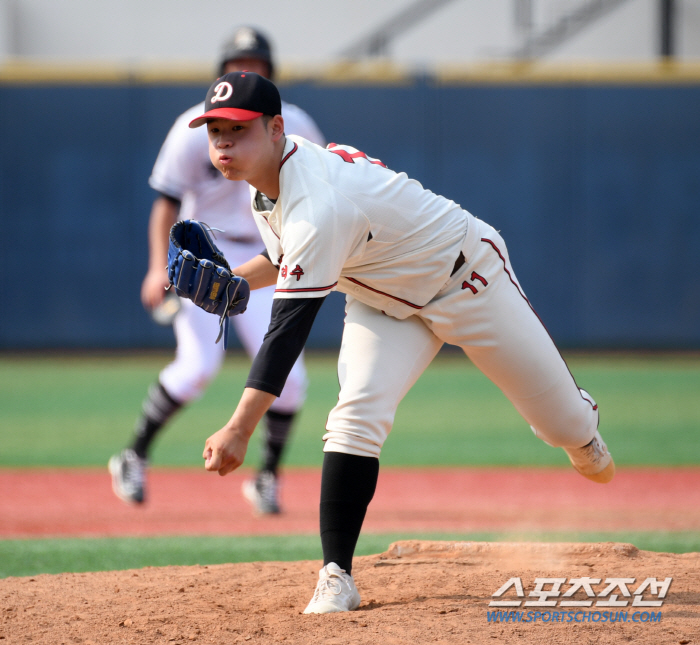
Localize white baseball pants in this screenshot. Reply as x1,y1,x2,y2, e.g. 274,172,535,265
323,219,598,458
159,240,307,413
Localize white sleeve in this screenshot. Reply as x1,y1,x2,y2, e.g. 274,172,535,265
148,104,209,200
275,195,366,299
281,103,326,148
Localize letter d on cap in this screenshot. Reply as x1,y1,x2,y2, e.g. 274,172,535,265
211,82,233,104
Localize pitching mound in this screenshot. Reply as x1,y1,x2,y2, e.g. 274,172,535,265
2,541,698,644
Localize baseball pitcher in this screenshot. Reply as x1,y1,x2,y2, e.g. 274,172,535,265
188,72,614,614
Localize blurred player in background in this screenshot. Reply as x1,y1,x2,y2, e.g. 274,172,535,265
109,26,325,514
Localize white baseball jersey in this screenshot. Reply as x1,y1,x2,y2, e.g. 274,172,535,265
252,136,477,320
246,136,598,460
150,102,325,237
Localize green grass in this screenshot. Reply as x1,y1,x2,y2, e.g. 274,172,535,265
2,531,699,579
2,352,697,579
1,351,700,467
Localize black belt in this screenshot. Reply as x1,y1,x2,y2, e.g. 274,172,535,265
223,236,259,245
450,251,466,277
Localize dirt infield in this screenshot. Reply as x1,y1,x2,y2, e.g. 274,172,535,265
2,467,700,537
3,468,700,643
2,540,698,644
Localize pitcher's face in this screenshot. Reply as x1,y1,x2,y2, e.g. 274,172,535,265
207,115,282,182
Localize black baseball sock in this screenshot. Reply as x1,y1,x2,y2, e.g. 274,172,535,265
320,451,379,575
261,410,295,476
130,382,183,459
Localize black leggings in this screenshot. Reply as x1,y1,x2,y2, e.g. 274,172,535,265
319,451,379,574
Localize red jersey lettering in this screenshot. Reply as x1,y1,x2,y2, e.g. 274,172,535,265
327,143,387,168
290,265,305,281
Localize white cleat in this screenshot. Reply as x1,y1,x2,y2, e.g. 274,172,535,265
564,429,615,484
242,471,281,516
303,562,361,614
108,449,147,504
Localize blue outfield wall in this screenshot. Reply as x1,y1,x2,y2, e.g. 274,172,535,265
1,79,699,349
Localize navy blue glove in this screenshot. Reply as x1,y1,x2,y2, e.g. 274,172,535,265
167,220,250,346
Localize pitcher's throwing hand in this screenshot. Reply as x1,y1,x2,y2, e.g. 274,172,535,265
204,388,277,476
203,427,249,476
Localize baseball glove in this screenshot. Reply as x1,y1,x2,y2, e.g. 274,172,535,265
167,220,250,346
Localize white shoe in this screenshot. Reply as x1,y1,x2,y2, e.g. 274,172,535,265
242,471,281,515
108,449,147,504
303,563,361,614
564,430,615,483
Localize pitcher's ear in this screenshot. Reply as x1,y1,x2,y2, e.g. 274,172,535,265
269,114,285,139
